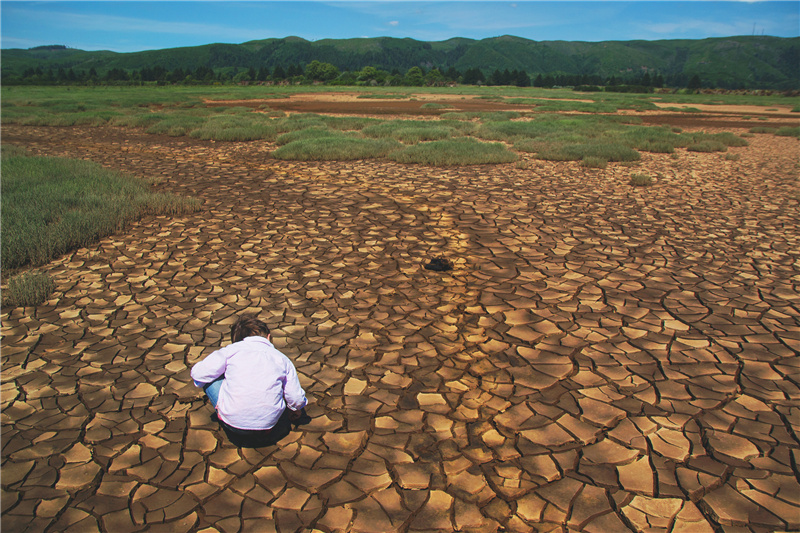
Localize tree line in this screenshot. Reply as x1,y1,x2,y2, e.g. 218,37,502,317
8,60,697,89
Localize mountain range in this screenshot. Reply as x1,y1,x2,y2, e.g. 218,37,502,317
2,34,798,89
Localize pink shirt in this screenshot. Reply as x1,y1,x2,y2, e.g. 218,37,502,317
191,336,307,430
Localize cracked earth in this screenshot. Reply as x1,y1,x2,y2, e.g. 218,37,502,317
2,104,800,533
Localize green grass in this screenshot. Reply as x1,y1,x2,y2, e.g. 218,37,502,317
686,140,729,152
390,137,517,166
4,271,56,308
581,156,608,169
537,142,641,163
1,151,200,272
271,135,402,161
362,119,473,143
507,98,621,113
188,112,284,141
276,127,354,145
356,93,409,99
629,173,654,186
441,111,521,121
0,85,770,167
775,126,800,138
420,102,454,109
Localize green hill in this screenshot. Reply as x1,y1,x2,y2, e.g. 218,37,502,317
2,35,797,89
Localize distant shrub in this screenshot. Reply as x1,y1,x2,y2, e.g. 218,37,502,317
574,85,602,92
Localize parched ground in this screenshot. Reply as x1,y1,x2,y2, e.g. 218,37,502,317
2,98,800,533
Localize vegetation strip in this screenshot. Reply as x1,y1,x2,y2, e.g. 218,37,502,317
1,147,200,306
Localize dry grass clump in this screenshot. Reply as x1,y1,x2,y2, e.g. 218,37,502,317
629,173,654,186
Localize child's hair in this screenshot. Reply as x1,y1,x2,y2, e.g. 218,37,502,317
231,313,271,343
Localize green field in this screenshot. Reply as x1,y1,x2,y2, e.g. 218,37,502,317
3,85,796,167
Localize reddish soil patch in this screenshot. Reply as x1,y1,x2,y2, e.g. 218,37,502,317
210,92,799,129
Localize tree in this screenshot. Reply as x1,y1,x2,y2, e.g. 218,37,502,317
425,68,444,86
514,70,530,87
444,67,461,83
358,66,386,85
462,68,484,85
305,60,340,82
404,66,424,86
233,71,252,84
687,74,702,90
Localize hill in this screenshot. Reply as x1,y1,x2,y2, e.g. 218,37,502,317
2,35,798,89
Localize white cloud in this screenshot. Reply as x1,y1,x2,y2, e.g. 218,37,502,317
389,20,399,26
5,6,267,44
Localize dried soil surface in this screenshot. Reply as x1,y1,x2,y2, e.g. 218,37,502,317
2,98,800,533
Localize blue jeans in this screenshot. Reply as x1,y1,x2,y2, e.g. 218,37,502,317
203,376,224,407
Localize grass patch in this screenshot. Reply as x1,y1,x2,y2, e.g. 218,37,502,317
356,93,409,99
687,140,728,152
629,173,654,186
749,126,777,134
271,136,401,161
421,102,455,109
4,271,56,307
507,98,620,113
1,152,200,272
581,156,608,169
538,142,641,163
145,114,208,137
276,127,355,145
441,111,521,121
188,113,284,141
362,119,472,143
775,126,800,138
702,132,749,147
390,137,517,166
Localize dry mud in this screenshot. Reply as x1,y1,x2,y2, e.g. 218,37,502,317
2,100,800,533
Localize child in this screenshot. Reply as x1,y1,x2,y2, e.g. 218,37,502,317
191,313,309,447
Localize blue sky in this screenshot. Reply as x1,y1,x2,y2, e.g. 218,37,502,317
2,1,798,52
